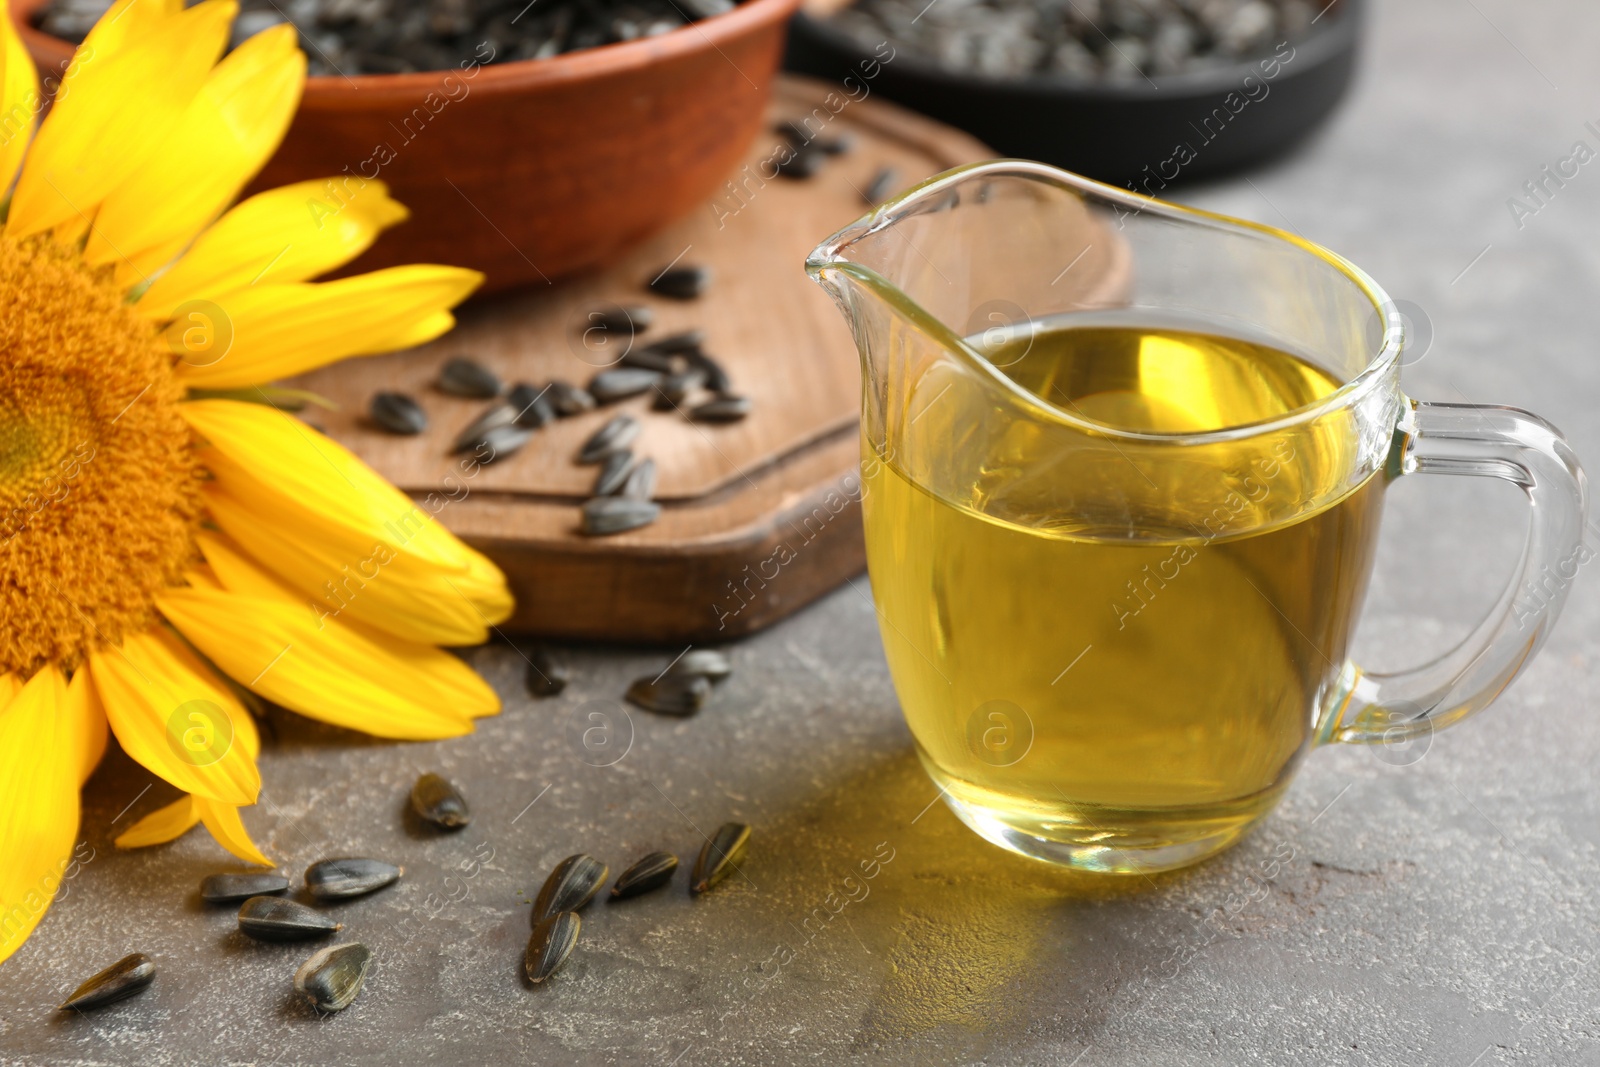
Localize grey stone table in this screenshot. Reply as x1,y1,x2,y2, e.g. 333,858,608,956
4,0,1599,1063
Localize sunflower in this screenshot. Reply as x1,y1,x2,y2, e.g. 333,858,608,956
0,0,513,966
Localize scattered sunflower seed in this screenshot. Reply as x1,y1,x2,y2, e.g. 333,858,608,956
525,911,581,985
652,369,705,410
411,773,471,831
589,367,663,404
438,357,502,398
473,423,533,464
200,872,290,903
577,415,640,463
690,395,752,422
547,380,596,417
864,166,899,205
368,392,427,435
532,854,610,924
776,145,826,179
588,304,653,334
610,851,679,900
294,943,372,1013
450,402,516,453
648,264,711,300
581,497,661,536
685,350,731,393
507,382,556,429
305,858,402,901
524,645,569,698
59,953,155,1012
819,134,854,156
691,822,751,895
621,457,657,501
618,346,678,374
238,896,343,942
593,449,634,496
668,649,732,681
644,329,705,355
625,671,710,716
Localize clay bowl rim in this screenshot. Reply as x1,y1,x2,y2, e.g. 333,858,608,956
12,0,803,106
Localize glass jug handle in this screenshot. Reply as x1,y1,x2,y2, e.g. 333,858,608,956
1322,399,1589,746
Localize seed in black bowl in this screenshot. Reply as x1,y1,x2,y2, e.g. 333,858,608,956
690,395,752,422
668,648,732,682
625,671,710,716
621,457,657,501
450,402,515,453
691,822,752,895
547,380,596,417
532,854,610,924
507,382,556,429
587,304,653,335
647,264,711,300
593,449,634,496
238,896,343,942
305,858,402,900
368,392,427,435
685,350,731,393
864,166,899,206
589,367,662,404
59,954,155,1012
524,645,569,698
437,357,502,398
525,911,581,984
200,872,290,904
610,851,679,900
581,497,660,536
411,773,471,830
294,943,372,1013
577,414,640,463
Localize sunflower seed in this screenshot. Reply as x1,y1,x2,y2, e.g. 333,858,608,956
619,346,679,374
577,415,640,463
438,357,502,398
507,382,556,429
593,450,634,496
690,395,752,422
200,872,290,904
59,954,155,1012
532,854,610,924
589,367,662,404
648,264,711,300
368,392,427,435
625,672,710,716
581,497,660,536
776,144,826,179
474,424,533,464
610,851,678,900
620,458,657,501
524,911,581,984
691,822,751,894
645,329,706,355
651,369,704,411
667,649,732,682
819,134,854,156
864,166,898,205
449,402,514,453
685,351,731,393
588,304,653,334
294,943,372,1013
305,858,402,900
678,0,733,18
524,645,569,697
547,380,596,417
238,896,343,942
411,773,471,830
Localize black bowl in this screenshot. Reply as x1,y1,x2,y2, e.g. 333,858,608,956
784,0,1364,185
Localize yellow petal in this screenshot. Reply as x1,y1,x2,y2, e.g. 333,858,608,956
183,400,512,644
138,178,409,314
65,668,108,786
172,265,482,388
0,672,21,709
90,628,260,806
86,25,305,287
0,666,79,965
80,0,186,59
195,797,271,866
113,795,199,848
0,0,39,196
7,0,235,239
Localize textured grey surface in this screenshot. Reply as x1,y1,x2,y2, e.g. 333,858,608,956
3,0,1600,1063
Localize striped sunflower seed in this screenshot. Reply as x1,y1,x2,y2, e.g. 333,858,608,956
507,382,556,429
593,450,634,496
691,822,751,895
577,414,640,463
305,858,402,900
651,369,705,411
690,395,752,422
619,347,679,374
411,773,471,830
524,645,569,698
589,367,662,404
625,672,710,717
532,854,609,924
610,851,678,900
620,458,657,501
581,497,660,536
667,649,731,682
368,392,427,435
200,872,290,903
647,264,711,300
59,953,155,1012
450,402,516,453
525,912,581,984
238,896,342,942
474,423,533,464
438,357,502,398
644,329,705,355
547,380,596,416
685,351,731,393
294,943,372,1013
588,304,653,334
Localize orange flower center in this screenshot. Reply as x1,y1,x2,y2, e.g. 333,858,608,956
0,235,203,677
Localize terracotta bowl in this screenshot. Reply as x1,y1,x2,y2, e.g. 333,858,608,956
14,0,802,292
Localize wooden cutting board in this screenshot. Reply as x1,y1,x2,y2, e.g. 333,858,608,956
292,75,992,642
